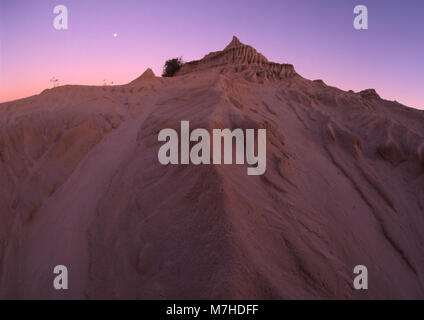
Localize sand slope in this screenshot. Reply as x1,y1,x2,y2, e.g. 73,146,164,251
0,37,423,299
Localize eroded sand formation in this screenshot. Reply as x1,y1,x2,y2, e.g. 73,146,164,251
0,37,423,299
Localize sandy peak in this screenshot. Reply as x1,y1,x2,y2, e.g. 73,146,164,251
224,36,244,50
130,68,156,84
359,88,380,99
141,68,155,79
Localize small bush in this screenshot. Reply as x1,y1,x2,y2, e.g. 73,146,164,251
162,57,184,77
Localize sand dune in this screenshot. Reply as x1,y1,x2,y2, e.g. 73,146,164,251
0,36,423,299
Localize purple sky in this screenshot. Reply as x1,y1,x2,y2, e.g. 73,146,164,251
0,0,423,108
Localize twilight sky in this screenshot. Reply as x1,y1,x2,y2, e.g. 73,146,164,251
0,0,423,108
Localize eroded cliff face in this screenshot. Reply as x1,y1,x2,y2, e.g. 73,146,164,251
177,36,297,82
0,37,423,299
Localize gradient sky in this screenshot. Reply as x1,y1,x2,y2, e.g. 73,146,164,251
0,0,423,108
